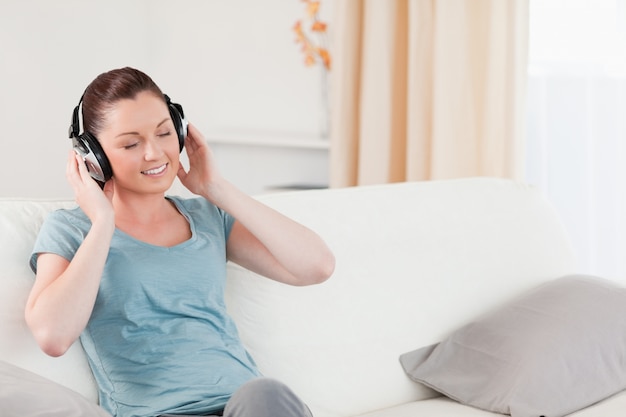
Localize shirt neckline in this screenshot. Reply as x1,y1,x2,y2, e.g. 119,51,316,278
112,196,197,250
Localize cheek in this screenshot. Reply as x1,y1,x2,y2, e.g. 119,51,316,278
105,150,139,176
164,142,182,173
170,157,180,173
167,141,181,162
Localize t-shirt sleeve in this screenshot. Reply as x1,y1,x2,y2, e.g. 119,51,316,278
184,196,236,239
220,208,236,240
30,210,87,274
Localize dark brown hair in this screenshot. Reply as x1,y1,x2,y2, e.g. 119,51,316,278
82,67,164,137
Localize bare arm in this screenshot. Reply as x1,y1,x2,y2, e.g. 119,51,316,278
222,181,335,286
177,124,335,286
25,152,115,357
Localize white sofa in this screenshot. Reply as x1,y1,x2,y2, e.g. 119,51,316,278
2,177,625,417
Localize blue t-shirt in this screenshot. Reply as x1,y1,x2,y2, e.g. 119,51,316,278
30,196,260,417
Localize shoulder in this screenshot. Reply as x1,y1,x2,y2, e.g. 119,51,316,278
167,195,227,219
31,207,89,272
168,195,212,212
43,206,90,233
167,195,235,234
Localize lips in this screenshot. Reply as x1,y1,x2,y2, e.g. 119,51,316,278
141,164,167,175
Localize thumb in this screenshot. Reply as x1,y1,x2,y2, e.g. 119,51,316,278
177,162,188,182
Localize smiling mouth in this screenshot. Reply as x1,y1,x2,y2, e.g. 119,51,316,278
141,164,167,175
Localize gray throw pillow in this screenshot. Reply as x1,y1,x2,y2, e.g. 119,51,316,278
400,275,626,417
0,360,111,417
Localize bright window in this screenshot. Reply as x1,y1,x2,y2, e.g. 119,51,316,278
526,0,626,279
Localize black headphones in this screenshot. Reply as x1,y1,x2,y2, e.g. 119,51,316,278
68,93,188,184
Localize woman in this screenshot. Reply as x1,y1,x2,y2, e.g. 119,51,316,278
25,67,335,417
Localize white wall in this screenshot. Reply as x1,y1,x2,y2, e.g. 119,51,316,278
0,0,332,198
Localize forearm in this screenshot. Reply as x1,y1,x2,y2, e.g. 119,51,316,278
204,179,335,285
26,219,114,356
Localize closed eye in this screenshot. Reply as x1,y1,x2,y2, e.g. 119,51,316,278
157,131,172,138
123,142,139,150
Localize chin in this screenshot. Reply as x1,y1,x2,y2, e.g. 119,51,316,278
129,176,175,195
148,178,176,193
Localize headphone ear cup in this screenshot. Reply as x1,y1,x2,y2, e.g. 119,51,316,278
77,132,113,183
166,97,187,152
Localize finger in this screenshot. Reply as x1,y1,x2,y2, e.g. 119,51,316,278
176,163,187,182
187,122,200,138
66,151,81,183
74,153,90,181
182,133,195,153
66,154,87,198
187,123,206,148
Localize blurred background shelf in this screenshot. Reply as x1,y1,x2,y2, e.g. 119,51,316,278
170,130,330,197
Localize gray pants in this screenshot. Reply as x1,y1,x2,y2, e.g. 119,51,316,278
160,377,313,417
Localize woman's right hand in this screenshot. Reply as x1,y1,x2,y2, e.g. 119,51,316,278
66,150,114,224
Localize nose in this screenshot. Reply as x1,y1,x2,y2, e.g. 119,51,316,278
144,137,165,160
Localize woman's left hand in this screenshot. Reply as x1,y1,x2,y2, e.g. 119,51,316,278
177,123,223,199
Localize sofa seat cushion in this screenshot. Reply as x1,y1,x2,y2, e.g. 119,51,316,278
355,396,505,417
355,390,626,417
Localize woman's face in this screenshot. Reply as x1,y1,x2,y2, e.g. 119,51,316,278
97,91,181,194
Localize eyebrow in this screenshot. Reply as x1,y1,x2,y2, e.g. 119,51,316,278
115,118,171,138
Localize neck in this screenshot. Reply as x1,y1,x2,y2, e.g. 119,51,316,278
112,190,173,225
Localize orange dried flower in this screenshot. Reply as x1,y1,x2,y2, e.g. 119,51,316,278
306,1,320,17
317,47,331,69
311,21,327,32
304,54,316,66
293,0,331,70
293,21,305,42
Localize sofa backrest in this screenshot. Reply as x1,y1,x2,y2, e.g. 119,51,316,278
0,178,576,416
0,199,99,402
223,178,576,417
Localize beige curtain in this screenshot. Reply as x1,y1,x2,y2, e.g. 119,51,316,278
329,0,529,187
